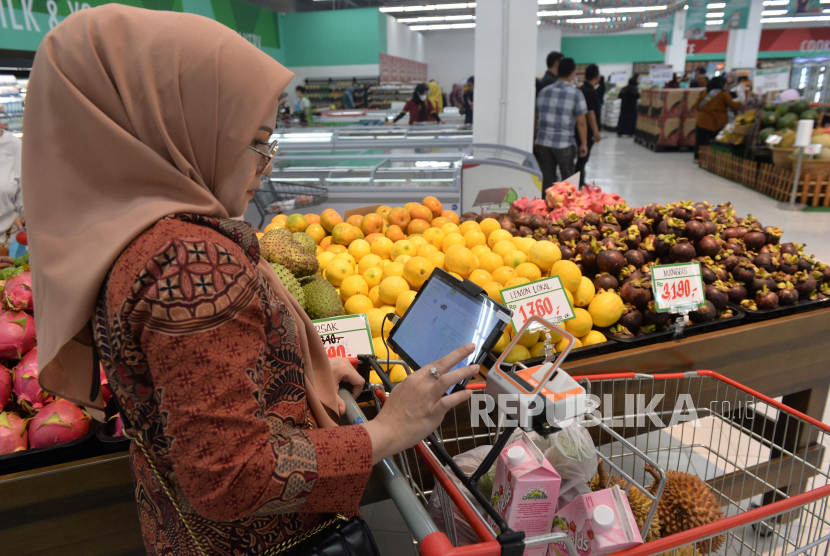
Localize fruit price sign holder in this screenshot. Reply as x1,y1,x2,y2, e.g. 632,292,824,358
312,314,375,359
650,262,706,337
499,276,576,335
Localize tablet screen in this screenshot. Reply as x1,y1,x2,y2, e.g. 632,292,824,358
388,271,510,393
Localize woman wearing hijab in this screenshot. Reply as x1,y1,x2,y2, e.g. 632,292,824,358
391,83,441,125
694,75,742,160
342,85,356,109
449,84,464,109
24,6,477,555
428,80,444,114
617,76,640,137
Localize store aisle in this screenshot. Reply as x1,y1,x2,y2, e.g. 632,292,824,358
585,135,830,264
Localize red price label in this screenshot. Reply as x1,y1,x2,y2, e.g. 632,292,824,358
660,279,695,301
500,276,575,333
313,315,375,358
650,263,706,312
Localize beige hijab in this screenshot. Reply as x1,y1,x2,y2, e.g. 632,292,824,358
23,5,341,427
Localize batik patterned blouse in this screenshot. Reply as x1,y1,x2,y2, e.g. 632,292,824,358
93,214,373,556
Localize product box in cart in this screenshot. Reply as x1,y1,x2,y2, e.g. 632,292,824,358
487,431,561,556
649,89,685,118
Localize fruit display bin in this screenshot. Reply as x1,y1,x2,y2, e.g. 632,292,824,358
383,371,830,556
599,305,746,347
733,296,830,322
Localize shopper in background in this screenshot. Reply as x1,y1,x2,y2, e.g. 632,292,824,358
535,57,588,191
296,85,313,124
392,83,441,125
733,76,751,103
342,85,355,109
575,64,603,187
463,77,474,125
617,76,640,137
449,83,464,109
536,51,563,96
428,80,444,113
24,6,480,556
694,67,709,88
665,73,681,89
0,129,23,239
694,75,743,160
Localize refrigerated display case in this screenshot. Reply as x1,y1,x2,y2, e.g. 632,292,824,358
272,125,473,153
791,57,829,103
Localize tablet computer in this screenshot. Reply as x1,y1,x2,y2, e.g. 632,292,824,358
387,268,512,394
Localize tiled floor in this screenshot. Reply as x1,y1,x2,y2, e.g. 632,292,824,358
356,134,830,555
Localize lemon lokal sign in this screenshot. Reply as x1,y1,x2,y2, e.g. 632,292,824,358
0,0,281,57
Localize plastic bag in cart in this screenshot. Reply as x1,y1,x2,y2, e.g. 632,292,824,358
543,420,599,493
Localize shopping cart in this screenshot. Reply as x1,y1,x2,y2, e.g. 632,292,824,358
353,357,830,556
252,177,328,229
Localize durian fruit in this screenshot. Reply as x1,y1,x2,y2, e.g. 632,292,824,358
292,232,317,256
647,465,725,554
260,230,319,278
301,277,345,319
270,262,306,310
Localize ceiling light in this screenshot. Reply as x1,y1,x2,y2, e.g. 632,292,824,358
435,3,470,8
707,2,726,7
763,0,789,4
565,16,609,22
384,2,475,11
762,9,788,14
706,11,725,16
444,14,475,19
538,0,562,3
598,5,666,12
762,14,830,19
706,18,723,23
410,22,475,30
380,6,405,11
538,9,583,15
401,14,474,21
451,22,475,27
641,21,658,26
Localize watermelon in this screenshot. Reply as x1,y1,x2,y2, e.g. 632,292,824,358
764,102,777,112
777,113,798,130
792,99,810,114
801,109,819,121
761,112,778,127
758,127,776,144
775,102,792,116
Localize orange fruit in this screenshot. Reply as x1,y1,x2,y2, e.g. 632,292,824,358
326,244,347,254
340,275,369,302
263,222,280,233
492,266,518,286
471,244,491,259
368,286,384,308
423,228,445,249
404,202,420,212
376,206,392,220
417,244,438,257
304,213,321,225
409,204,433,223
444,245,478,278
479,252,504,274
408,235,427,248
361,213,385,235
493,240,517,259
390,240,416,260
320,209,343,233
358,254,383,274
319,236,333,250
379,276,410,305
403,256,435,289
385,224,406,242
503,250,528,268
430,217,449,229
286,214,308,233
395,255,412,265
346,214,363,228
372,237,394,259
441,210,460,225
365,232,384,245
348,239,371,262
515,262,542,281
317,252,336,269
271,214,288,226
505,277,530,289
422,196,443,218
464,229,487,248
332,223,357,246
442,233,466,253
382,262,405,280
305,223,326,244
488,229,514,248
407,219,430,235
388,207,411,229
325,259,353,287
440,223,460,236
483,282,504,302
480,218,501,238
468,269,494,288
363,267,383,288
345,295,374,315
459,220,481,236
426,251,445,270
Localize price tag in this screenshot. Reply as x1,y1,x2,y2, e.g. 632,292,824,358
499,276,575,334
765,134,782,145
312,314,375,359
650,262,706,313
805,143,823,155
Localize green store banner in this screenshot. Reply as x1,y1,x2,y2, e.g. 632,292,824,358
0,0,281,58
684,0,707,40
653,14,673,48
720,0,751,30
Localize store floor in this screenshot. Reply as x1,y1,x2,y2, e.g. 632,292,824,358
359,134,830,555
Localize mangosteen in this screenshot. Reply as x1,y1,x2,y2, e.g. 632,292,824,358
697,235,721,258
545,223,560,238
593,272,620,292
754,251,774,272
714,265,729,282
581,225,601,242
584,211,601,227
777,254,799,275
763,226,783,245
715,251,739,272
670,238,696,263
742,230,766,252
693,204,711,221
612,203,636,228
638,237,656,263
625,249,645,268
723,226,747,241
644,203,665,223
461,212,480,222
779,242,800,256
702,219,719,236
558,227,580,243
508,227,521,237
654,234,676,257
731,261,757,284
619,266,644,285
749,269,777,296
630,217,653,238
726,279,748,304
620,279,652,309
704,282,729,310
565,212,584,230
643,302,671,329
507,205,520,219
701,265,717,285
559,242,575,261
776,281,799,306
621,225,642,250
671,201,695,221
690,300,717,324
513,213,532,227
684,220,706,242
597,246,627,277
499,216,515,230
740,299,758,311
519,226,534,237
574,261,588,276
812,262,830,283
793,271,818,299
657,217,685,236
600,220,622,236
714,202,735,216
609,324,635,337
797,255,815,273
580,242,598,270
619,304,643,331
725,239,745,256
755,286,780,310
529,215,546,230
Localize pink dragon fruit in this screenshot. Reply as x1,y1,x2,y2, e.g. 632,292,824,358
13,348,52,411
0,411,27,454
110,413,124,437
28,399,91,448
0,310,36,359
100,365,112,406
545,182,577,209
3,271,33,313
527,198,548,217
0,365,11,410
511,196,531,213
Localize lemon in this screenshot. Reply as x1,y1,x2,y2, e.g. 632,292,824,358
480,218,501,239
348,239,371,262
550,260,582,293
325,259,353,287
440,223,460,236
448,271,463,280
517,330,540,348
382,262,404,280
459,220,481,235
479,252,504,274
368,286,383,308
317,251,336,270
409,235,427,248
396,290,418,316
334,252,356,267
565,288,574,306
574,276,596,307
581,330,608,346
503,250,528,269
372,337,399,370
326,244,347,255
344,294,373,314
528,241,562,271
363,267,383,288
492,266,518,286
395,255,411,265
379,276,410,305
372,237,394,259
426,251,445,270
464,229,487,249
468,269,494,288
358,254,383,274
390,240,416,260
555,336,583,352
423,228,445,249
515,262,542,282
504,345,531,363
339,275,369,302
588,291,625,327
483,281,503,302
529,342,549,359
492,328,511,353
470,244,491,259
442,232,467,253
504,277,530,289
445,244,479,277
389,365,408,382
488,229,514,248
564,307,593,337
417,244,438,257
403,256,435,289
493,239,517,258
369,370,382,384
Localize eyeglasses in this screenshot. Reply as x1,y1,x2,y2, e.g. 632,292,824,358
248,139,279,166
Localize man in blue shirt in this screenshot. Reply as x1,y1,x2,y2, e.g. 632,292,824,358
535,58,588,192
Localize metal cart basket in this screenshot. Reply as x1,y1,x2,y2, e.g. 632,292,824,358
359,368,830,556
252,178,329,228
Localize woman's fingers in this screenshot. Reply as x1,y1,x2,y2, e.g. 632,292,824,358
429,343,475,376
434,387,473,415
433,364,479,397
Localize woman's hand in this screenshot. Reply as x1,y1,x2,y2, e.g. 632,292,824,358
330,357,364,416
12,215,24,231
362,344,479,465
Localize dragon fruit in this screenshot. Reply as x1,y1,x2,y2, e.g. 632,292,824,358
0,411,27,454
0,365,11,409
28,399,91,448
13,348,52,411
512,196,531,212
0,310,36,359
526,198,548,217
3,271,33,313
545,182,577,209
110,413,124,437
100,365,112,406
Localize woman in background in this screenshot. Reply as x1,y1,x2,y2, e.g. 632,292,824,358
392,83,441,125
342,85,355,109
463,77,474,125
695,75,743,160
428,80,444,114
0,128,23,242
617,76,640,137
449,84,464,109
